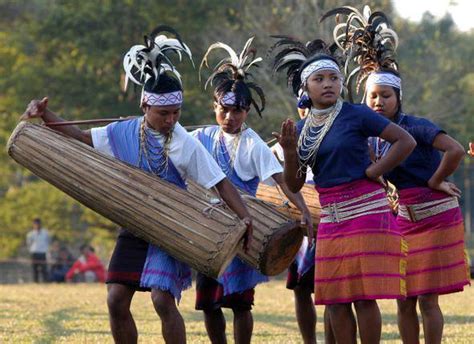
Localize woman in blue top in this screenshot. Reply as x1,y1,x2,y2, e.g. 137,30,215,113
326,9,469,343
365,71,469,344
326,6,471,342
272,36,416,344
272,93,328,344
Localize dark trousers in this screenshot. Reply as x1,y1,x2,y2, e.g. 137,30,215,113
31,253,48,283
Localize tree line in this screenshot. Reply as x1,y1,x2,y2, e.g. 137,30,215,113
1,0,472,258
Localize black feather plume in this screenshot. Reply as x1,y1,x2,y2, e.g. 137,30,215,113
321,5,399,97
270,36,340,95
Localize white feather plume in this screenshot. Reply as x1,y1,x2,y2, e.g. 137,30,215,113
122,31,193,91
199,37,262,87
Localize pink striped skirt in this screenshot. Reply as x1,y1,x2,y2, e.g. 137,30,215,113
397,187,470,297
315,179,407,305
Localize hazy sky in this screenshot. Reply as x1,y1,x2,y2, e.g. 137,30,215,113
393,0,473,31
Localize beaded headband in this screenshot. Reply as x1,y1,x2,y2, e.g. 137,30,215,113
218,91,249,108
300,59,341,84
142,90,183,106
366,72,402,99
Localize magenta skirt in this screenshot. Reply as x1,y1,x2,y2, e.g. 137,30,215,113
315,179,407,305
397,187,470,297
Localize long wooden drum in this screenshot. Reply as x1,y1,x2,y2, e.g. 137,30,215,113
7,122,246,278
187,181,303,276
256,183,321,227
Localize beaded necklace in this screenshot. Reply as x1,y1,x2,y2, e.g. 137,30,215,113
138,117,173,177
297,99,343,175
373,113,405,161
213,126,244,176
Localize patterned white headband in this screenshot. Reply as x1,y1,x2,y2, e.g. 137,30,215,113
300,59,341,84
219,92,248,108
141,90,183,106
366,72,402,93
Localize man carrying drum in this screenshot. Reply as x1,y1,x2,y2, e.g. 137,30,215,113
191,38,313,344
21,26,253,344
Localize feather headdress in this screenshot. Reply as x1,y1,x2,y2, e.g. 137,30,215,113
270,36,340,96
200,37,265,117
123,25,193,91
320,5,399,99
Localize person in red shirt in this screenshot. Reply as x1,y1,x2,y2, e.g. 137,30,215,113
66,244,106,282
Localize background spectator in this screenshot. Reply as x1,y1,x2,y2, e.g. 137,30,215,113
66,244,106,283
49,244,75,282
26,218,50,283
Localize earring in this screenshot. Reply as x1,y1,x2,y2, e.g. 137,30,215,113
297,92,312,109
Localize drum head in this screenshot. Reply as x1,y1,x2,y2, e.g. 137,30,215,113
259,222,304,276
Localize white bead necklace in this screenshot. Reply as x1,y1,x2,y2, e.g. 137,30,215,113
297,99,343,174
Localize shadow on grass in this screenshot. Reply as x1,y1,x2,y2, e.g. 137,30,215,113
0,309,11,319
252,312,300,331
380,330,402,341
444,314,474,324
381,313,398,325
181,310,207,322
377,314,474,341
37,307,110,343
77,310,109,321
0,298,30,308
382,313,474,325
253,330,326,339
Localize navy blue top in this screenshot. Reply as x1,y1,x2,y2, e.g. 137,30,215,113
297,102,390,188
381,114,444,189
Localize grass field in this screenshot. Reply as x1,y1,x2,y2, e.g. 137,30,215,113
0,281,473,343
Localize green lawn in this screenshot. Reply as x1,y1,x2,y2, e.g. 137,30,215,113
0,281,472,343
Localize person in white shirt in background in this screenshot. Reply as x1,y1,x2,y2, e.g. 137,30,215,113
26,218,50,283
